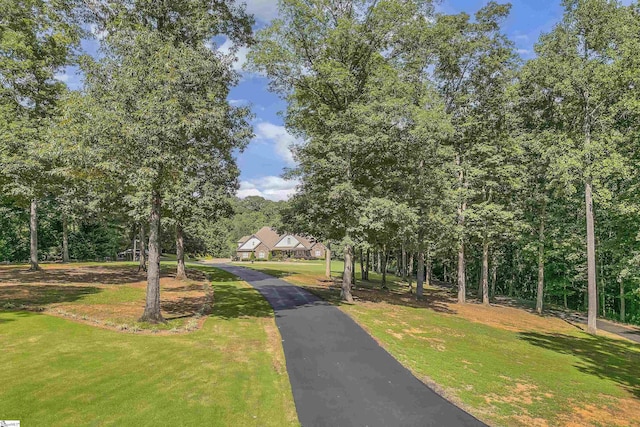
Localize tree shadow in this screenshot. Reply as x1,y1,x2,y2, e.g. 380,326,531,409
164,284,204,293
235,265,457,314
209,284,274,320
162,295,210,316
190,266,240,283
348,286,456,314
0,310,40,324
0,285,102,306
519,332,640,398
0,267,148,285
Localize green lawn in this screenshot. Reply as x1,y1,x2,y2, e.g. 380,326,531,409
237,259,407,289
243,260,640,427
0,265,298,427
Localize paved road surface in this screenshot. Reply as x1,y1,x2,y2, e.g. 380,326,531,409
549,310,640,344
214,263,485,427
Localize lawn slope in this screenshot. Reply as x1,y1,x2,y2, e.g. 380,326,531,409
244,260,640,427
0,264,298,427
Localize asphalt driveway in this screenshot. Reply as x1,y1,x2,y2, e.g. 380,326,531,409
214,264,485,427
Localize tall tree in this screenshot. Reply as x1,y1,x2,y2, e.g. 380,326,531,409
165,167,237,280
0,0,80,270
429,2,517,304
85,0,252,322
250,0,435,302
520,0,632,333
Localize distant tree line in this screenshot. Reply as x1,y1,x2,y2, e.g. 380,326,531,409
0,192,287,263
0,0,253,323
251,0,640,331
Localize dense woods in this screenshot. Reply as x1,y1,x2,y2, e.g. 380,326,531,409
250,0,640,331
1,0,254,322
2,0,640,330
0,193,285,262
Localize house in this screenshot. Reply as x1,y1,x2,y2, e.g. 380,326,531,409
236,226,327,260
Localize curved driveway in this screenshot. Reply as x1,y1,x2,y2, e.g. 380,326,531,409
215,264,485,427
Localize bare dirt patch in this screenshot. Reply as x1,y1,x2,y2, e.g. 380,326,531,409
0,264,212,333
452,302,574,335
304,277,592,336
0,265,147,285
262,318,286,375
560,396,640,427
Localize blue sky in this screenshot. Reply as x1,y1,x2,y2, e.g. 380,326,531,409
58,0,632,201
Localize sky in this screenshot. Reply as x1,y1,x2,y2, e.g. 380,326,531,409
58,0,633,202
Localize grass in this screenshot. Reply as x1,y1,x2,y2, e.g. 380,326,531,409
243,260,640,427
0,262,215,331
0,263,298,426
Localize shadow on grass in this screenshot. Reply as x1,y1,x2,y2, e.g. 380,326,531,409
348,287,456,315
251,267,456,315
0,285,102,306
210,283,274,320
163,284,204,293
0,267,148,285
0,310,42,325
519,332,640,398
189,266,239,283
162,295,210,316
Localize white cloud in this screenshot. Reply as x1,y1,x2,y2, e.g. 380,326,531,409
254,122,300,166
237,176,299,201
245,0,280,23
217,37,250,72
517,48,531,56
54,72,69,83
88,23,108,40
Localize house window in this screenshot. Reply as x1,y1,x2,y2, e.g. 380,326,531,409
242,252,249,259
287,237,292,245
315,250,321,257
259,252,265,259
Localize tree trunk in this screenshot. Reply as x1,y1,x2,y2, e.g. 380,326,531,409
481,238,489,305
599,254,605,317
342,244,354,302
416,251,425,299
138,224,147,272
585,181,597,334
620,280,625,322
425,252,432,287
408,253,414,292
140,189,164,323
176,222,187,280
377,251,381,274
364,249,370,280
443,262,448,285
457,239,466,303
536,208,546,314
351,250,356,286
456,155,467,303
359,248,364,283
131,234,136,261
490,255,497,299
401,246,407,279
29,198,39,271
381,247,388,289
62,213,69,263
478,257,483,299
325,243,331,279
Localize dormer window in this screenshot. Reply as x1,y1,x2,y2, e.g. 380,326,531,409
287,237,291,245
